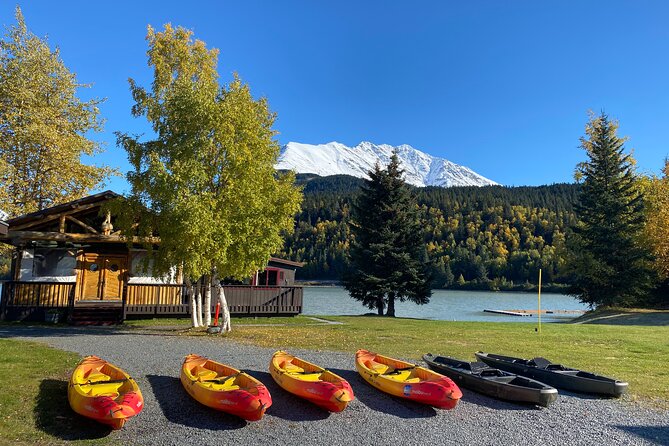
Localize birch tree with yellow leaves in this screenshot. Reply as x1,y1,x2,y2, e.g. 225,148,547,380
0,7,113,217
115,24,302,329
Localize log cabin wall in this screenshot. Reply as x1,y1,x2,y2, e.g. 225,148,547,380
0,191,304,321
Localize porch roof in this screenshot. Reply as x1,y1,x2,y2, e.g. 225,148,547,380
268,257,305,268
6,190,119,228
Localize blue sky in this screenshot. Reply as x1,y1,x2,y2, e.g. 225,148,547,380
3,1,669,191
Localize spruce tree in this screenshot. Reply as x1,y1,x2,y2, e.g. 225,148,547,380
343,153,431,316
565,112,654,307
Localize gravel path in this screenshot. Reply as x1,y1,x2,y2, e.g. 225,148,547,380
2,326,667,446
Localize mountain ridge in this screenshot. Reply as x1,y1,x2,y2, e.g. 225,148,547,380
276,141,498,187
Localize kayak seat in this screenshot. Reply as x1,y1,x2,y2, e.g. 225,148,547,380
545,364,568,371
365,360,389,374
193,366,218,382
470,362,489,372
206,381,241,391
383,370,417,382
85,381,123,398
530,357,553,369
83,371,111,384
279,360,306,373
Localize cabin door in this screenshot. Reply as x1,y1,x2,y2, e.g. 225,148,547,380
79,254,127,300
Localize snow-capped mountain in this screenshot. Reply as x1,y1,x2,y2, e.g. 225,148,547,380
276,141,498,187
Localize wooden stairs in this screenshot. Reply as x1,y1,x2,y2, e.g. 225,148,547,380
70,301,123,326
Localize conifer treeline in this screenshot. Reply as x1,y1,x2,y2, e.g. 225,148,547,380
277,174,580,290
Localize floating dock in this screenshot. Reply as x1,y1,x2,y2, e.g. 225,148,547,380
483,309,532,317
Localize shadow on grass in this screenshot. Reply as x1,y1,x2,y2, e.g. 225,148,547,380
243,370,331,422
614,425,669,445
0,325,128,339
146,374,246,430
35,379,111,441
328,367,438,419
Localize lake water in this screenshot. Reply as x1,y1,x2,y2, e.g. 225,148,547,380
302,287,589,323
0,283,589,323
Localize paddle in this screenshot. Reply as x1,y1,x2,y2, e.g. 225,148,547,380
383,366,415,376
75,378,130,385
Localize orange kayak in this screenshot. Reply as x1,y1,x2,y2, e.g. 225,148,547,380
356,349,462,409
270,351,354,412
68,356,143,429
181,354,271,421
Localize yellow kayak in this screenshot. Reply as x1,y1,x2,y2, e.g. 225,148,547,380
68,356,143,429
356,349,462,409
270,351,354,412
181,354,272,421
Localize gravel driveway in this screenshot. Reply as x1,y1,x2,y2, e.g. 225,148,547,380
2,325,667,446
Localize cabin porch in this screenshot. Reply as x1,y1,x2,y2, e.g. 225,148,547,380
0,281,304,324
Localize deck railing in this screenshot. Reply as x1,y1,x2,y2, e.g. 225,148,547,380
1,281,303,321
0,281,75,320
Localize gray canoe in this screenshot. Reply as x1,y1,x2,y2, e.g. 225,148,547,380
475,352,628,397
423,354,558,407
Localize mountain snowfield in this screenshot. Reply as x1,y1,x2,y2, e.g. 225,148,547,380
276,141,499,187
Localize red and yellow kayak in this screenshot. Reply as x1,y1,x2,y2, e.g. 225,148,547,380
270,351,354,412
356,349,462,409
68,356,143,429
181,354,271,421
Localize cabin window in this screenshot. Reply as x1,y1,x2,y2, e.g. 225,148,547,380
89,263,99,272
32,248,76,277
257,269,280,287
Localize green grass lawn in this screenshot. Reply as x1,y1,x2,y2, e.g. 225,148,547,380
0,314,665,444
0,339,114,445
225,316,669,404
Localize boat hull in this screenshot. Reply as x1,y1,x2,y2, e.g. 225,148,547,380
356,349,461,409
475,352,628,397
270,351,353,412
181,354,271,421
68,356,143,430
423,354,558,407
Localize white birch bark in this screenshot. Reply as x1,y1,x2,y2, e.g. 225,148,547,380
203,275,212,327
187,279,199,327
195,280,204,327
214,278,232,333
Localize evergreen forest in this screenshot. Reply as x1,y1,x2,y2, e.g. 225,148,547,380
277,174,580,291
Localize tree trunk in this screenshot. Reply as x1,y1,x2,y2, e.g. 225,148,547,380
186,279,199,327
376,296,384,315
195,279,204,327
214,277,232,333
203,275,212,327
386,294,396,317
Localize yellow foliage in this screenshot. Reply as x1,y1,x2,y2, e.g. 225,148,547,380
642,160,669,280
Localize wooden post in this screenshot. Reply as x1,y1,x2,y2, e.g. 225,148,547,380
122,281,128,321
538,268,542,334
66,284,75,324
154,285,160,315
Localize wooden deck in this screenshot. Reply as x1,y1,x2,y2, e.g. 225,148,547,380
0,281,303,322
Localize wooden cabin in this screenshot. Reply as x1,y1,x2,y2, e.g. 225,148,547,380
0,191,304,324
